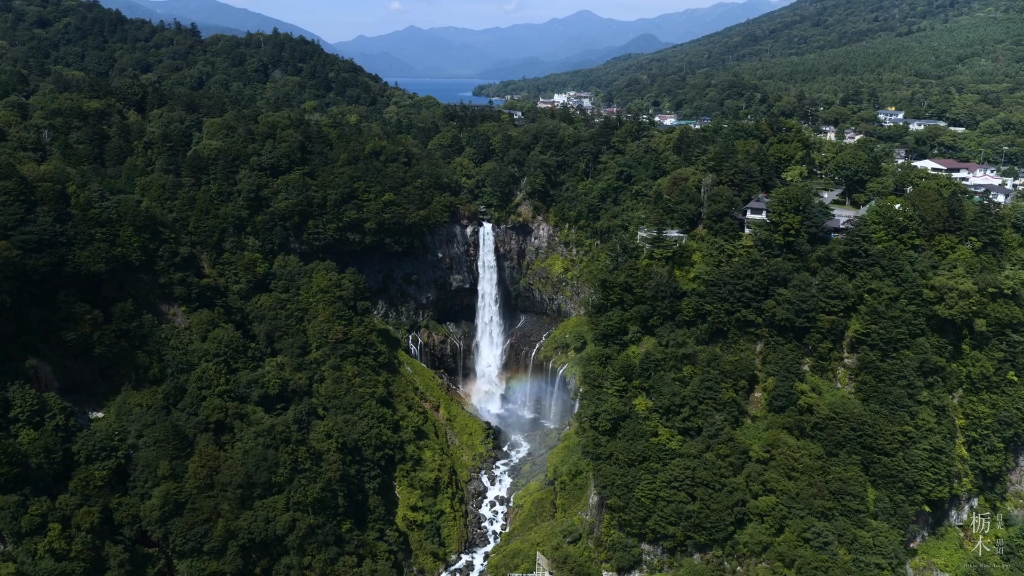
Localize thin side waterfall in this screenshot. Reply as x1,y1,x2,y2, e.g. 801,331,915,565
470,222,505,418
548,364,568,423
523,330,551,418
408,334,423,363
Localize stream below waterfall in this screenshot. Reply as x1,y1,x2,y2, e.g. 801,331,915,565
444,437,529,576
434,222,573,574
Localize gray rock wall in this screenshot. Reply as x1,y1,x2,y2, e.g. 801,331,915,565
357,217,583,324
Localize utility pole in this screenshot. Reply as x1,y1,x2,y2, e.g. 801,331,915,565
1001,147,1009,171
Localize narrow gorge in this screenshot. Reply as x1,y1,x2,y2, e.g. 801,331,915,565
393,220,581,575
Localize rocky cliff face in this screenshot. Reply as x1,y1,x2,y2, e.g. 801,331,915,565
494,219,585,319
356,222,479,324
357,217,582,325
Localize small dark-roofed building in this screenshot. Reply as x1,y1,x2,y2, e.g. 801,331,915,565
825,218,857,236
969,183,1016,205
743,194,769,233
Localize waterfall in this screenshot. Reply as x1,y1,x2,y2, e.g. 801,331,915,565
445,222,527,576
523,330,551,418
408,334,423,363
548,364,568,423
470,223,505,418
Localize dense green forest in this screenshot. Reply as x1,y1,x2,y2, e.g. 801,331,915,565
0,0,506,573
479,0,1024,169
482,120,1024,575
2,0,1024,574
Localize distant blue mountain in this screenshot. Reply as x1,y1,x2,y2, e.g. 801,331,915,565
333,0,792,79
97,0,339,53
474,34,674,81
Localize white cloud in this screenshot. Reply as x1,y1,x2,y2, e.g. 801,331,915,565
387,0,405,12
501,0,520,12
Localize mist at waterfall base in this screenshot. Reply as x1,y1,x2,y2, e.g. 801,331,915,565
440,222,573,576
467,222,573,434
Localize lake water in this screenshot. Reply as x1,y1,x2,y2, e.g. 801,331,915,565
385,78,505,105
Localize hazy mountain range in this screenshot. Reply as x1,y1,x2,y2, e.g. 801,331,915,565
97,0,341,53
335,0,791,79
98,0,789,81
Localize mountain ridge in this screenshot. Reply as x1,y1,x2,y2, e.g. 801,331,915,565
334,0,789,79
97,0,340,52
476,0,1024,121
473,34,674,82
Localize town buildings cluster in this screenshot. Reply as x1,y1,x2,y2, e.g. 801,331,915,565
877,109,966,132
741,189,869,236
534,92,713,125
537,91,595,110
910,158,1017,204
819,109,968,145
739,159,1019,237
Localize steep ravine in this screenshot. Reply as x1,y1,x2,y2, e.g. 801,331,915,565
359,216,585,391
361,217,586,575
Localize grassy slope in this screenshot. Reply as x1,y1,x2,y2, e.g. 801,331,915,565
485,427,603,576
394,353,492,572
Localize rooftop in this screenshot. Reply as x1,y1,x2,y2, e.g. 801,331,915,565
745,194,769,210
929,158,995,171
969,184,1014,194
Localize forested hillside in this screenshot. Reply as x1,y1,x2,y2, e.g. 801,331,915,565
2,0,1024,574
478,119,1024,576
0,1,499,573
478,0,1024,165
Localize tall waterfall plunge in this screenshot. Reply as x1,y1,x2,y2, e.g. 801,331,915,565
446,222,527,576
467,222,574,431
470,222,505,420
443,222,575,576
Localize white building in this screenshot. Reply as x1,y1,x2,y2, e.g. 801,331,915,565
906,119,948,131
878,110,905,125
969,184,1016,205
656,114,678,126
743,194,769,234
844,129,864,144
912,159,998,184
742,190,871,235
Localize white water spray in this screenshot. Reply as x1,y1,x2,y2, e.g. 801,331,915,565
548,364,568,424
445,438,529,576
471,223,506,418
445,222,530,576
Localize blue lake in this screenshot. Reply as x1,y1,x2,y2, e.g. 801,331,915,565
385,78,505,105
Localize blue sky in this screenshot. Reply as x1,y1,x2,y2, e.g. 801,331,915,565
220,0,720,42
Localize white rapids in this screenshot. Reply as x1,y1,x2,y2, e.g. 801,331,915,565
444,437,529,576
